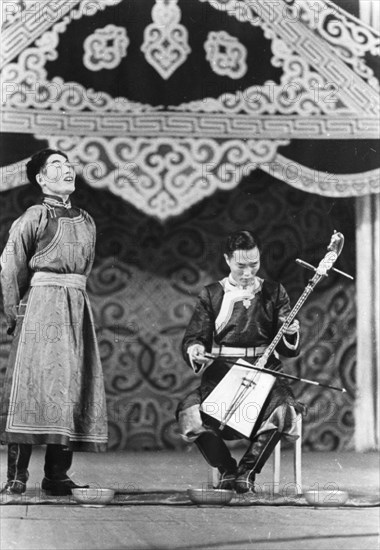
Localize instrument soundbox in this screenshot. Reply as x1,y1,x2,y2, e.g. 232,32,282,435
200,359,276,438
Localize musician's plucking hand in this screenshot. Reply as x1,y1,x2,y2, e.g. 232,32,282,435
176,230,304,494
284,319,300,335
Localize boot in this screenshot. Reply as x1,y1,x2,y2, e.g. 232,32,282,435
41,445,89,496
0,444,32,495
195,432,237,490
235,430,282,493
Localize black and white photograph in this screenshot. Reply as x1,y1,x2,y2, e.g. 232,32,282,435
0,1,379,549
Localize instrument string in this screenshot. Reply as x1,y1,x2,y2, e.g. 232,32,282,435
219,369,262,429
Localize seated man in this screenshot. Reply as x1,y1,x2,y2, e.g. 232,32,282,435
177,230,303,493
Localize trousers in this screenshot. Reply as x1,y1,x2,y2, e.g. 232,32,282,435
195,429,282,476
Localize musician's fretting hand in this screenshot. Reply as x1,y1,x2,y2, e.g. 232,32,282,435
284,320,300,335
187,344,213,374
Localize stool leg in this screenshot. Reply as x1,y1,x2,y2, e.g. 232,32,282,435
212,467,220,488
294,429,302,495
207,467,220,488
273,440,281,494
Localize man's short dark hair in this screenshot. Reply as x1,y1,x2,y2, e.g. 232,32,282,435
224,230,262,258
26,148,68,189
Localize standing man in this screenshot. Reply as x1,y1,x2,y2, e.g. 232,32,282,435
177,230,303,493
0,148,108,496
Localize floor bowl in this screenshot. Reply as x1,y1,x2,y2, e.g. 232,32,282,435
304,490,349,507
187,488,234,506
71,488,115,507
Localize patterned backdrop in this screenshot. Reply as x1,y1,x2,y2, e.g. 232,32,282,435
0,169,356,451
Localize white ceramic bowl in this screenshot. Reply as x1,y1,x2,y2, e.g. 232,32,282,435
304,490,349,507
71,488,115,507
187,488,234,506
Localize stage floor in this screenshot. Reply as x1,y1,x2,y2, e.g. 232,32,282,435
1,446,379,550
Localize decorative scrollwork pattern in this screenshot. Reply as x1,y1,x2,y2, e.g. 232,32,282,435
283,0,380,90
141,0,191,80
200,0,379,115
1,6,157,113
204,31,248,79
43,135,288,220
83,25,129,72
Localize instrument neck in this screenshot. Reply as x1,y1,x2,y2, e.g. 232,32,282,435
261,274,322,363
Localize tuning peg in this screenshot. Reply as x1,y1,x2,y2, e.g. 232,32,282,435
295,259,317,272
332,267,354,280
295,259,354,280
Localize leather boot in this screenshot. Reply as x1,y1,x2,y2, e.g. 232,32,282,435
195,432,237,489
42,445,89,496
1,444,32,495
43,444,73,480
235,429,282,493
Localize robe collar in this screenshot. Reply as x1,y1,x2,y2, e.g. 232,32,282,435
225,274,262,293
42,194,72,209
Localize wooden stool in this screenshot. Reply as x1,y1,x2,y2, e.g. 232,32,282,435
208,418,302,494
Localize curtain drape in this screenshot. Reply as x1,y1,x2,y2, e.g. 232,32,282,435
355,0,379,451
